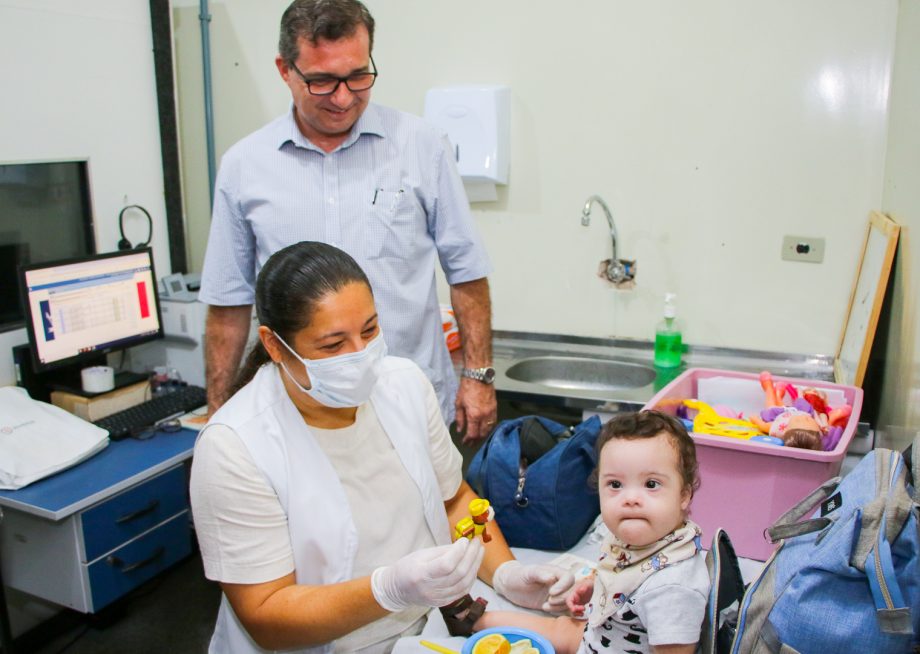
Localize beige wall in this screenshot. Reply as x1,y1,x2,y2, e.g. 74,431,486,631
878,0,920,451
175,0,899,358
176,2,920,449
173,0,294,271
0,1,170,386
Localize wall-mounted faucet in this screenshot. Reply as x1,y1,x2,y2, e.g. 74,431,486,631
580,194,636,285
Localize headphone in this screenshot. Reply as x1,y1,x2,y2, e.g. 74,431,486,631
117,204,153,250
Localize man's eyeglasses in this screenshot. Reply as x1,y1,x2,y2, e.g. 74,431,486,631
289,55,378,96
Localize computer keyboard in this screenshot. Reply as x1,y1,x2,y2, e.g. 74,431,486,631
94,385,208,441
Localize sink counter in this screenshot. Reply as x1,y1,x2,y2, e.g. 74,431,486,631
488,330,836,414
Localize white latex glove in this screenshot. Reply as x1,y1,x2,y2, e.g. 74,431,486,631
371,538,484,612
492,560,576,613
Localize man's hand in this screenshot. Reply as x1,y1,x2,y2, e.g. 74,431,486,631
454,377,497,445
449,278,494,444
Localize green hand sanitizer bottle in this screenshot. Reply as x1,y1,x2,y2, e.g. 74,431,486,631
654,293,682,368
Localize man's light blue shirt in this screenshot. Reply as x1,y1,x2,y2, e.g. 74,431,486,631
199,103,492,421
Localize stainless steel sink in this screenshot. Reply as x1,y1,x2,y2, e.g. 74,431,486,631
504,355,657,392
486,331,835,415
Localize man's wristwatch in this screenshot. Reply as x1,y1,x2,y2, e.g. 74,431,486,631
461,366,496,384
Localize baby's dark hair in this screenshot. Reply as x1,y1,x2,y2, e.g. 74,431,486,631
594,410,701,497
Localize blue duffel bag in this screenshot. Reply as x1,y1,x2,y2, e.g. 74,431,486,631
464,414,602,551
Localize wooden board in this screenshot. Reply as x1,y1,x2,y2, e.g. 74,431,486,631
835,212,900,387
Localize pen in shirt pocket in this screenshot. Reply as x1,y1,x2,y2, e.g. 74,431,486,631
390,189,404,211
370,188,404,210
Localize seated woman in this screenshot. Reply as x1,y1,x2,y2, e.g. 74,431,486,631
190,241,573,653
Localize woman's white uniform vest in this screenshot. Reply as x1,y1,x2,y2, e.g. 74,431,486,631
205,357,452,654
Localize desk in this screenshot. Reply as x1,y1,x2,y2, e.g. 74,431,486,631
0,429,197,618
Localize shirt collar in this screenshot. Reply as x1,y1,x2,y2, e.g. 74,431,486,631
275,103,385,153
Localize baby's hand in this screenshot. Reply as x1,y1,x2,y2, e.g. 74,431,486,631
566,577,595,617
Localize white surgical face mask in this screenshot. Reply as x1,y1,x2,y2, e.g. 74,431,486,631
273,331,387,408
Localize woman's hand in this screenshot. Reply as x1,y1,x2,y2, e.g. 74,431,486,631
492,561,576,613
371,538,484,612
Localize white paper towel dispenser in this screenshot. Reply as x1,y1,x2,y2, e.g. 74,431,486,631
424,85,510,189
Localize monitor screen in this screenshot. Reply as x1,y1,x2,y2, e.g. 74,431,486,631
0,160,95,330
19,249,163,372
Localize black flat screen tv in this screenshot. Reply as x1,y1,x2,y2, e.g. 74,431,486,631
0,160,96,331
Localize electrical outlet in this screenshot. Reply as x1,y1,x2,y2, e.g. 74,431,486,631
781,235,825,263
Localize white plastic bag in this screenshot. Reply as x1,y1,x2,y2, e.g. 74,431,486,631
0,387,109,490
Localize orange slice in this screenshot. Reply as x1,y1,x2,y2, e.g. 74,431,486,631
509,639,538,654
472,633,511,654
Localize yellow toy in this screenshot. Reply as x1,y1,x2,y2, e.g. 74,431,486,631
683,399,783,445
454,498,494,543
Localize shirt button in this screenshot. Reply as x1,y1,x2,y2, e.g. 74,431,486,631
327,197,335,205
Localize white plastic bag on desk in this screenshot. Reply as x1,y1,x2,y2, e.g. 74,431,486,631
0,387,109,490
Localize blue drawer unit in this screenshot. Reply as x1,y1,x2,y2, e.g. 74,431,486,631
88,511,192,611
81,465,188,561
0,453,196,614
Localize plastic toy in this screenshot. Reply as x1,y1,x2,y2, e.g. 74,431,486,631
420,640,460,654
683,399,784,446
748,372,852,451
454,498,494,543
441,499,496,637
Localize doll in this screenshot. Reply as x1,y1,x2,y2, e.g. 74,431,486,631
748,372,851,451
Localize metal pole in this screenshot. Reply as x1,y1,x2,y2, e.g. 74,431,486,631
199,0,217,208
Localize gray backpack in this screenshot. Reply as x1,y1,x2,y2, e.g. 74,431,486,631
702,435,919,653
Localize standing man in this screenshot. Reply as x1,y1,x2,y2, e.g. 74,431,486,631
199,0,497,442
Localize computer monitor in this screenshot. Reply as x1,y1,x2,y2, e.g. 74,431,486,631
0,160,96,330
19,248,164,375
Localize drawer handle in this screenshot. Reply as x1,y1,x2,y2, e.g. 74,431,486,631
106,546,165,573
115,499,160,524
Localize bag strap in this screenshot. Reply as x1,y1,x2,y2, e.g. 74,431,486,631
701,529,745,654
853,449,914,570
884,448,915,544
766,476,839,542
908,432,919,503
864,508,914,634
514,415,600,509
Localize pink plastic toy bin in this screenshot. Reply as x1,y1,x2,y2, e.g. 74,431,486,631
642,367,863,560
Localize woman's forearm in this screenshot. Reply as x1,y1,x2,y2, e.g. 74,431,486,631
222,573,389,650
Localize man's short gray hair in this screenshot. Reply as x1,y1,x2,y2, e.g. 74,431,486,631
279,0,375,65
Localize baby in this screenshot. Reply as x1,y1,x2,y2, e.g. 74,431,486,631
475,410,710,654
